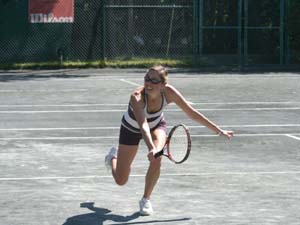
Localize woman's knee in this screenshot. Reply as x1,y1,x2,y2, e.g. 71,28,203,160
114,166,131,186
114,175,129,186
114,144,138,186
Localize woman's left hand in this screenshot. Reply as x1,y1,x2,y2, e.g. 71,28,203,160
219,130,234,139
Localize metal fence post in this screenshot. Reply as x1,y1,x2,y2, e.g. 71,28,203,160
238,0,244,69
284,0,289,65
243,0,248,66
193,0,199,64
199,0,203,56
100,0,105,60
280,0,284,65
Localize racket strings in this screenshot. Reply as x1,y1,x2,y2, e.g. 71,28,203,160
168,126,189,162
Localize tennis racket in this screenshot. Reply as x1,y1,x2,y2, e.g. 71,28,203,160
154,123,191,164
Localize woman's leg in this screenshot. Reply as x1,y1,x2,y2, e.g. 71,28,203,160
143,128,167,199
111,144,138,186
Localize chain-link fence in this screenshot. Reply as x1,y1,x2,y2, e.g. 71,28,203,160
0,0,104,63
0,0,299,68
104,0,193,59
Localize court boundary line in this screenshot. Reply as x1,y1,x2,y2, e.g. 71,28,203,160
0,89,88,93
0,104,129,107
1,171,300,181
1,133,300,140
1,124,300,131
1,107,300,113
286,134,300,141
0,101,299,107
119,78,140,86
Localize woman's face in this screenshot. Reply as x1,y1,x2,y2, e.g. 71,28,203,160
144,70,164,94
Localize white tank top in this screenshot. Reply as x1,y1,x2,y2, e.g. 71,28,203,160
121,92,168,133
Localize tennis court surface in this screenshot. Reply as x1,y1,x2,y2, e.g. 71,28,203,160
0,69,300,225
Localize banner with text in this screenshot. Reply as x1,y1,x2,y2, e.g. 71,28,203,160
29,0,74,23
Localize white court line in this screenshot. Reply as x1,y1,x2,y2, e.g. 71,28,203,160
202,107,300,111
0,136,117,140
286,134,300,141
1,133,300,140
1,171,300,181
0,101,299,108
119,78,140,86
0,110,126,113
188,124,300,128
1,124,300,131
190,101,300,105
0,89,88,93
1,107,300,114
118,79,197,104
0,103,128,107
193,133,300,138
0,127,120,131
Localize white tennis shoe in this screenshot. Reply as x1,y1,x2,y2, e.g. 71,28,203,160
139,197,153,216
105,147,118,170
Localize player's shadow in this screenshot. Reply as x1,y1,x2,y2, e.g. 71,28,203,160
62,202,140,225
62,202,191,225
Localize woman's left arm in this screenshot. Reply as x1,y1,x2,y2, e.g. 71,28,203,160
165,85,234,139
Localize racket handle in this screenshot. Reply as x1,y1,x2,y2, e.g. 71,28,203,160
154,150,164,158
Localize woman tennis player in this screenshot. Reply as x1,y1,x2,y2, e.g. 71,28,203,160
105,65,234,216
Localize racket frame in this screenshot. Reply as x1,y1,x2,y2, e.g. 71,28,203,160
154,123,191,164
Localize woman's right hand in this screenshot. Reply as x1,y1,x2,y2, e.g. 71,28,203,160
147,149,157,162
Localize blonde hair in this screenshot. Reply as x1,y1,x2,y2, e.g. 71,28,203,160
148,65,168,84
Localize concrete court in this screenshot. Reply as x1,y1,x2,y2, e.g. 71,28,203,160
0,69,300,225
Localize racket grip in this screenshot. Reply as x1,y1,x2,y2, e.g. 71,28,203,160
154,150,164,158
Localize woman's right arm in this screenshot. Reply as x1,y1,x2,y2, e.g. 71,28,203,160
130,92,157,156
